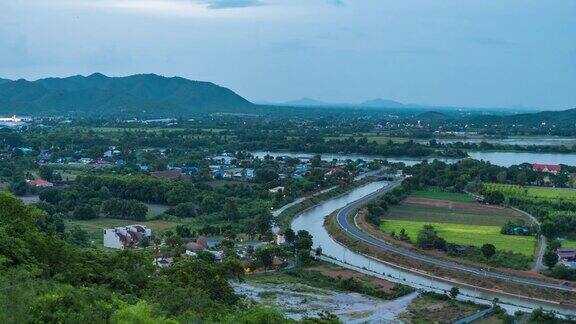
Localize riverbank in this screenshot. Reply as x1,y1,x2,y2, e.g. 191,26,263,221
324,212,576,307
275,175,387,230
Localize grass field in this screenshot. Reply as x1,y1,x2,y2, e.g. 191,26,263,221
380,219,536,256
410,190,475,203
69,218,180,245
484,183,576,202
146,203,170,217
561,240,576,249
385,204,528,226
526,186,576,200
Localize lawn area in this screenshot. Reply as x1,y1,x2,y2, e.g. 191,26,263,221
380,219,536,256
146,203,170,217
68,218,180,245
560,239,576,249
484,183,576,202
411,190,475,203
526,186,576,201
385,204,527,226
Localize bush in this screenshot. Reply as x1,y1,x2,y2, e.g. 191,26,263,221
73,204,98,220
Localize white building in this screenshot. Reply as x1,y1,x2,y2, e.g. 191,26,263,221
103,224,152,249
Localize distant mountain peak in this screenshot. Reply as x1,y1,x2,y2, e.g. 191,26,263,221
282,97,330,106
360,98,406,108
0,73,253,117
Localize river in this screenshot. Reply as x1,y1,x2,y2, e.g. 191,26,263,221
252,150,576,167
290,181,576,316
416,137,576,147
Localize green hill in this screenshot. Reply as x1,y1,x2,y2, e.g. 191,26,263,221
0,73,254,116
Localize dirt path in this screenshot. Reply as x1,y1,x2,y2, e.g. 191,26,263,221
232,281,419,323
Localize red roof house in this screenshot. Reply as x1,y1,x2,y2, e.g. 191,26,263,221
29,179,54,187
532,163,561,174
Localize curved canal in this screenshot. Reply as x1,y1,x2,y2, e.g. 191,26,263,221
291,181,576,316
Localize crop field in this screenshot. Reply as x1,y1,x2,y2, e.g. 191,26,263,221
380,195,536,256
410,189,475,203
386,204,526,226
380,219,536,256
483,183,576,201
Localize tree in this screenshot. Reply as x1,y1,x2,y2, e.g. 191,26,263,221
172,202,197,218
68,225,90,247
255,168,277,183
73,204,98,220
39,165,54,182
8,180,28,196
496,171,507,183
294,230,313,251
481,244,496,258
112,301,177,324
416,225,437,249
485,191,504,205
223,199,239,222
433,237,447,251
254,247,274,271
449,287,459,299
284,228,296,243
297,250,311,267
175,225,191,238
541,221,557,238
543,250,559,270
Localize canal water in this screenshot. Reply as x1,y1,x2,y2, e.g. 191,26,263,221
252,150,576,167
291,181,576,316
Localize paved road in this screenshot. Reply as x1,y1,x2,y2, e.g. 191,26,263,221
335,181,574,292
510,206,547,272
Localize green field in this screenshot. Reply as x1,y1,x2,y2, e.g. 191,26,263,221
561,240,576,249
526,186,576,200
385,204,528,226
411,190,475,203
380,219,536,256
484,183,576,202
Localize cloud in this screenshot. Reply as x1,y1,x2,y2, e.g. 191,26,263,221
203,0,264,9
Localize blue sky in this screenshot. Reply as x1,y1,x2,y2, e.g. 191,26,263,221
1,0,575,109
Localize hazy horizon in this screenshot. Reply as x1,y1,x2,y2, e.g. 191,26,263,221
1,0,575,110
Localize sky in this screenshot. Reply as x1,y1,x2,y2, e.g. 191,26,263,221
0,0,575,110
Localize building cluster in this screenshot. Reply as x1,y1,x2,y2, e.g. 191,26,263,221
103,224,152,249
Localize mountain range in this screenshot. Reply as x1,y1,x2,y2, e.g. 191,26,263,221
0,73,253,116
278,97,409,108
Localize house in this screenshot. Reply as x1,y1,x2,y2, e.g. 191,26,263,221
153,257,174,268
185,236,209,253
210,155,235,165
103,225,152,249
245,168,255,180
276,233,286,245
558,248,576,269
532,163,561,174
269,186,285,194
79,158,94,164
103,147,121,158
28,179,54,187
